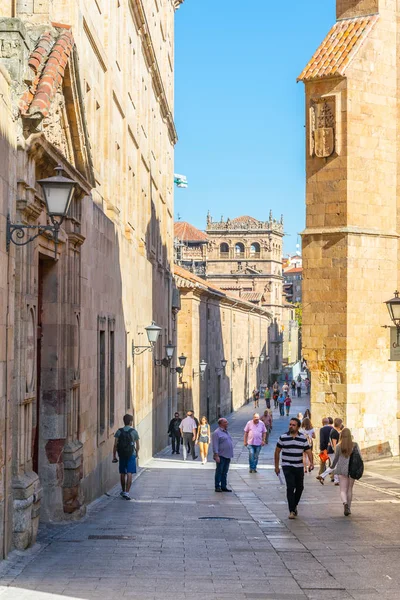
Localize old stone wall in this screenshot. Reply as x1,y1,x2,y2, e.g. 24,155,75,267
0,63,17,559
176,269,271,420
301,0,400,457
0,0,179,558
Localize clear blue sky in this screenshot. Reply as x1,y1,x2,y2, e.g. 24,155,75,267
174,0,336,255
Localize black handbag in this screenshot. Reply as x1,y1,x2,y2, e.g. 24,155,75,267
348,445,364,480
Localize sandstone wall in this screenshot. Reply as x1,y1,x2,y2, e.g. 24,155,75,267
0,64,16,558
302,0,400,457
176,283,270,421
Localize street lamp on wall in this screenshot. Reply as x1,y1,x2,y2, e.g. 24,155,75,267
154,341,175,367
385,291,400,329
259,353,266,364
132,322,162,356
249,355,255,365
193,360,207,380
7,165,76,259
171,354,187,386
215,359,228,374
237,357,243,367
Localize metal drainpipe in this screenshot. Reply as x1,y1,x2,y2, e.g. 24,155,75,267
205,296,209,418
247,307,256,403
230,303,237,412
3,227,12,558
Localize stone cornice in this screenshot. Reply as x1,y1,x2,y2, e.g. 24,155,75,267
172,0,184,9
301,226,400,239
130,0,177,145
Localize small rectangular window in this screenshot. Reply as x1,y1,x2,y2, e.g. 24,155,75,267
109,330,115,427
99,330,106,433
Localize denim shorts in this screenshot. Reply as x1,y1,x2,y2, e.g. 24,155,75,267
199,436,209,443
119,455,137,474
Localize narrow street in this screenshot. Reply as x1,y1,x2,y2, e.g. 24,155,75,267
1,397,400,600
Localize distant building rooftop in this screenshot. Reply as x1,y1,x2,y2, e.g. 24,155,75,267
174,221,208,243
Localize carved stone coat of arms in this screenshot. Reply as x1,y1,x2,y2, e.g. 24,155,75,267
310,98,335,158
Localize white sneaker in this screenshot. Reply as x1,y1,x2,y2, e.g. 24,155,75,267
204,457,207,464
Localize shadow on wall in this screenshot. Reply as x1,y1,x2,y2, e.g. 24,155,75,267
200,299,231,422
147,195,174,458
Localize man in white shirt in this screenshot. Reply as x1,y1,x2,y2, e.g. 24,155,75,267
179,411,197,460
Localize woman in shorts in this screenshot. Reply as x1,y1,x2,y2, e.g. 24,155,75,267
197,416,211,465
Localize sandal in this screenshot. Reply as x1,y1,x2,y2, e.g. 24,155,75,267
316,475,324,485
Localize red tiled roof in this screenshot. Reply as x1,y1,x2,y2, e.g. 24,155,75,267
231,215,259,226
174,265,272,316
174,222,208,243
20,29,74,119
297,15,378,82
284,267,303,274
174,264,226,295
241,292,262,303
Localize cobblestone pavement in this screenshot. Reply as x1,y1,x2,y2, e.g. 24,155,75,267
1,395,400,600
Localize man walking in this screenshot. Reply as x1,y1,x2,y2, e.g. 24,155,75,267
180,411,197,460
244,413,267,473
326,417,343,485
317,417,332,479
113,414,140,500
275,417,314,519
278,393,285,416
168,412,182,454
212,417,234,492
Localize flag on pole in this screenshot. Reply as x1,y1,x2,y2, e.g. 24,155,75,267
174,174,188,188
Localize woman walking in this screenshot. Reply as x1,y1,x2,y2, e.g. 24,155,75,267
197,416,211,465
319,428,360,516
291,380,296,397
301,417,315,472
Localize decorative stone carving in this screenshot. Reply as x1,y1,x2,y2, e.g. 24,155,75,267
0,38,20,58
42,91,72,162
310,97,335,158
26,306,36,393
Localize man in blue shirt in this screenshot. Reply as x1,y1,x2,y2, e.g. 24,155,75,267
212,418,234,493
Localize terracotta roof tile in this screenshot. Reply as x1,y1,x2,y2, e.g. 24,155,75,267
20,29,74,119
231,215,260,226
240,292,263,303
174,265,272,317
284,267,303,274
174,221,208,243
298,14,378,82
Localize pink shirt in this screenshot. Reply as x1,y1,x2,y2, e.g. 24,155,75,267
244,420,267,445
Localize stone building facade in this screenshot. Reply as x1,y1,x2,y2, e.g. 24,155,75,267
206,213,285,378
299,0,400,457
174,221,208,276
283,267,303,304
0,0,181,558
174,266,271,420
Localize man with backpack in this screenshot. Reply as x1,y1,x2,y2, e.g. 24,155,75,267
113,414,140,500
